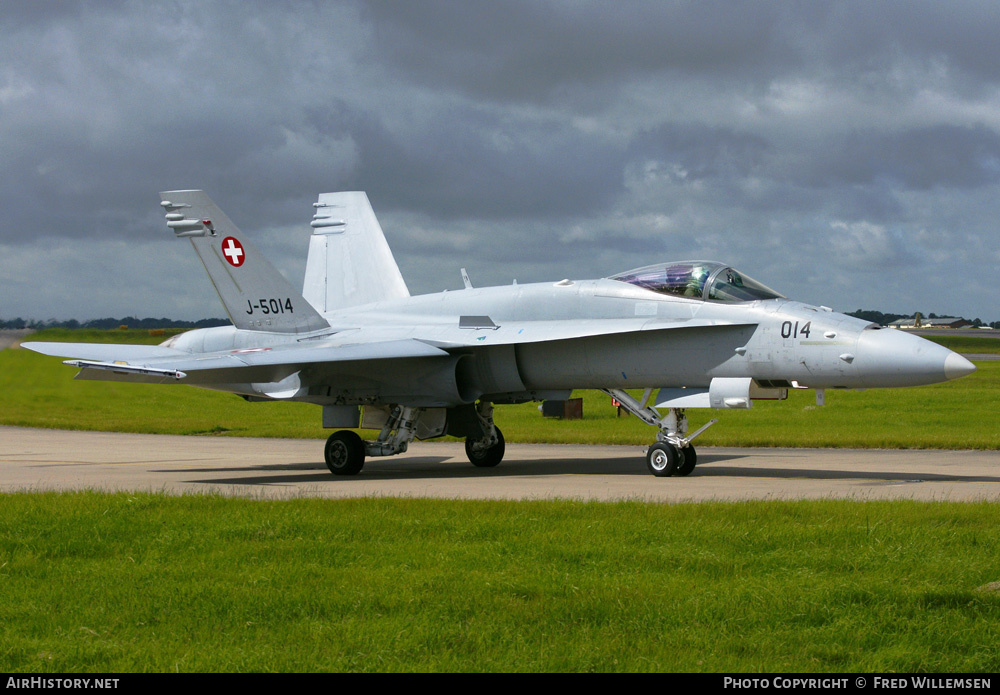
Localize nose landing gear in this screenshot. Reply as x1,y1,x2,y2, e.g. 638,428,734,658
603,388,713,477
645,441,698,477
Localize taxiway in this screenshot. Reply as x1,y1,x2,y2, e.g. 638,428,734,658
2,426,998,503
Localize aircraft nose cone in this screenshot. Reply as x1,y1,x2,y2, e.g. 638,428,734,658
854,329,975,387
944,352,977,380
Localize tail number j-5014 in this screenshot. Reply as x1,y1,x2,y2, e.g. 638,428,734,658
780,320,811,339
246,298,294,315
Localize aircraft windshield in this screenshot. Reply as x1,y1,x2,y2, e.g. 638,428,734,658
609,261,784,302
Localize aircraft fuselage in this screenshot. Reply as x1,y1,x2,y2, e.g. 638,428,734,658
166,277,972,401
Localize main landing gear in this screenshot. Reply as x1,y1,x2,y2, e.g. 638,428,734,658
324,430,366,476
323,401,506,476
464,401,505,468
602,388,714,478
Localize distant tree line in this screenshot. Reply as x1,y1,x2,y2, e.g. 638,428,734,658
847,310,1000,330
0,317,229,330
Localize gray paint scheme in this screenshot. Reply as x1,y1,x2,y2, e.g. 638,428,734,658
21,190,977,473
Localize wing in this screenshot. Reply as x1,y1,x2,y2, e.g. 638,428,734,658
23,318,756,406
22,342,189,362
21,339,448,385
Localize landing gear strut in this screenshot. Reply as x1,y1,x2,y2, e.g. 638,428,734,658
324,405,421,476
464,401,505,467
603,388,714,478
323,401,507,476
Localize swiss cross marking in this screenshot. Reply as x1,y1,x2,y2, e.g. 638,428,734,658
222,237,245,267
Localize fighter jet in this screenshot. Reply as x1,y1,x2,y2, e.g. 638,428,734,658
23,190,977,477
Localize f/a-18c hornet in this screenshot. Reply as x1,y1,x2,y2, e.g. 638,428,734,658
24,191,977,477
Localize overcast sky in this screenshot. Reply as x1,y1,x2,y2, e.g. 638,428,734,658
2,1,999,322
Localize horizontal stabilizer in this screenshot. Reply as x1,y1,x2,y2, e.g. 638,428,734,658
148,339,450,376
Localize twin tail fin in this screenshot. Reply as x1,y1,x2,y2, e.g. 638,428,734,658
159,190,329,334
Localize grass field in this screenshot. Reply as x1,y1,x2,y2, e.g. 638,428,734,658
1,492,999,672
920,334,1000,355
3,329,998,449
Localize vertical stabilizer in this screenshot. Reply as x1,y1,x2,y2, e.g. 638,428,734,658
159,190,329,334
303,192,410,312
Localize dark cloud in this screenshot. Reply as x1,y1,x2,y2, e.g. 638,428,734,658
2,1,999,322
349,107,626,219
628,124,770,181
363,1,786,103
811,125,1000,190
362,1,1000,105
0,0,100,30
823,1,1000,87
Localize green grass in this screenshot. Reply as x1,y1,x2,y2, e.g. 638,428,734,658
1,493,998,672
922,334,1000,355
3,329,998,448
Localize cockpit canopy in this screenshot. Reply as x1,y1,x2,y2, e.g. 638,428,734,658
609,261,784,303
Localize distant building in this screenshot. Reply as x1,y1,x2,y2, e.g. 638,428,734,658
889,317,971,329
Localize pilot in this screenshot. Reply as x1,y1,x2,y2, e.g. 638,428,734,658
684,265,710,297
663,265,690,296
